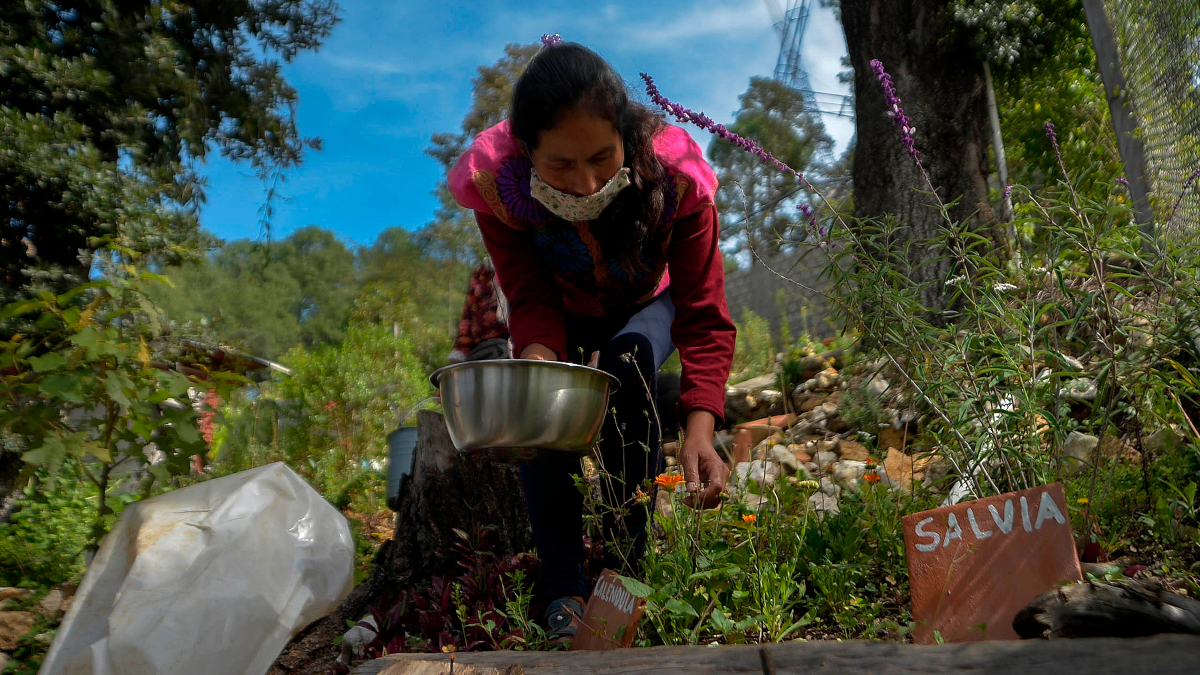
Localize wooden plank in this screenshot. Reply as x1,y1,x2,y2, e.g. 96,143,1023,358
355,634,1200,674
1081,0,1156,245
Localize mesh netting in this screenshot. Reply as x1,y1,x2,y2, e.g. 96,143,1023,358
1103,0,1200,233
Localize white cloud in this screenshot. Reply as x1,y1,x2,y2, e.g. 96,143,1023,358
621,1,772,46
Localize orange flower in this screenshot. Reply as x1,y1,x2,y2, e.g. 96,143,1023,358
864,473,882,484
742,514,757,523
654,473,686,489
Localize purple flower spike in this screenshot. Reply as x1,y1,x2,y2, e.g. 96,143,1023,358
1003,185,1013,202
1044,120,1071,181
799,203,820,238
640,72,807,186
1115,177,1129,187
1043,121,1059,152
541,34,562,48
869,59,919,160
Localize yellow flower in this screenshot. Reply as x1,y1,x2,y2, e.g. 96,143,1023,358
742,514,757,524
1077,497,1090,505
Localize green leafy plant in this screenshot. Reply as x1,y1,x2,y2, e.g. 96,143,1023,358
1,261,239,549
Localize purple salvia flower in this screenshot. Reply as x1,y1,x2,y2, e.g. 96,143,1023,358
800,203,817,229
1168,167,1200,223
1115,177,1129,187
541,34,562,49
799,202,825,240
869,60,918,160
1003,185,1013,202
1044,120,1070,180
869,59,941,201
640,72,806,186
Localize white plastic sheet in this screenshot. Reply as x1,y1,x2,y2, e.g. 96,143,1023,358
41,462,355,675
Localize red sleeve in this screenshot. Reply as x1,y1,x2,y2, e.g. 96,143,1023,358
667,205,736,426
475,212,567,360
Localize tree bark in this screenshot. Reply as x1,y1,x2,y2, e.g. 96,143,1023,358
840,0,993,313
270,411,532,674
1014,579,1200,639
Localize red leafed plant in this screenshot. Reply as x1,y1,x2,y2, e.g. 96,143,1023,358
344,526,545,667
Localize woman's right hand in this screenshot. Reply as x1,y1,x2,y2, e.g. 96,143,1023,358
520,343,557,361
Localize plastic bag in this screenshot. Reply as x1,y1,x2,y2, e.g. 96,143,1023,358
41,462,355,675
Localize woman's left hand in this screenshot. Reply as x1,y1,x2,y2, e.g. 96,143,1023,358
679,411,729,509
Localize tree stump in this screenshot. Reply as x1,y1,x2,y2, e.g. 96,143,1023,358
1014,579,1200,639
270,410,532,674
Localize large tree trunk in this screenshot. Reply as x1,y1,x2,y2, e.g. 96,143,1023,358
840,0,994,313
270,411,532,674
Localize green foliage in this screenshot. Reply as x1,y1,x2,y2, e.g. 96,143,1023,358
0,265,239,546
951,0,1090,69
151,227,358,359
353,227,472,373
628,477,915,645
0,0,339,301
0,470,94,588
731,308,775,382
709,77,833,251
213,322,431,498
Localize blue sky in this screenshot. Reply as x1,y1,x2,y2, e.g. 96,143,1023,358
198,0,852,246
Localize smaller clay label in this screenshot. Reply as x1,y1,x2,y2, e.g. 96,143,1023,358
569,569,645,651
902,482,1081,643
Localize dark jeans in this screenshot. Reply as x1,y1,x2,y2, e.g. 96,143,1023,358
519,292,676,602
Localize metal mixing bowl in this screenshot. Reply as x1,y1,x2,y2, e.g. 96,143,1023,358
430,360,618,462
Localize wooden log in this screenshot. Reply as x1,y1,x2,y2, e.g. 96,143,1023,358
1014,579,1200,639
353,634,1200,675
270,411,531,675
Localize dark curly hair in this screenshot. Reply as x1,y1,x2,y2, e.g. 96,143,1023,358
510,42,665,277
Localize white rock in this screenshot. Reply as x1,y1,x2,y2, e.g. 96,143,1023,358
759,389,784,405
38,589,64,617
819,476,841,497
808,491,840,517
866,375,891,397
1063,431,1099,474
815,450,838,470
742,492,771,512
1059,355,1085,372
831,460,867,485
338,616,379,665
769,445,805,476
736,460,779,492
1061,378,1098,402
1144,426,1183,456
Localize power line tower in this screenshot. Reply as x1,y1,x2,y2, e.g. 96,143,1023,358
763,0,854,119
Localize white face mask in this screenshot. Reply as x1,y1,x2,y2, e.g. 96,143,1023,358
529,167,631,221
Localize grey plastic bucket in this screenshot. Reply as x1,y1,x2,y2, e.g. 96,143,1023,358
385,426,419,511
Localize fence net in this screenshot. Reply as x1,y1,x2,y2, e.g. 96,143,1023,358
1102,0,1200,233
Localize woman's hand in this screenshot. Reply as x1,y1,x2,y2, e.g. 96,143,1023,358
679,410,729,509
520,343,557,361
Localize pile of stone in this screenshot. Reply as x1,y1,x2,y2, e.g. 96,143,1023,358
661,356,950,519
0,585,73,669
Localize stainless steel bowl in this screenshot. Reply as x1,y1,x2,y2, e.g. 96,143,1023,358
430,360,618,462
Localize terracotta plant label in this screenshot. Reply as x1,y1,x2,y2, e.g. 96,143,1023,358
902,482,1081,644
569,569,645,651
